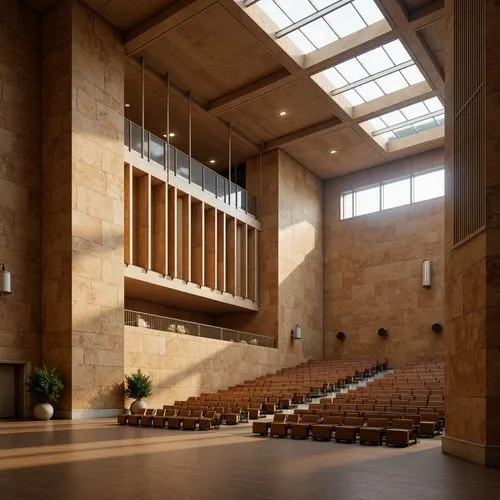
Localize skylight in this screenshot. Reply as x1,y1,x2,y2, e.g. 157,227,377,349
253,0,385,55
313,40,426,106
363,97,444,142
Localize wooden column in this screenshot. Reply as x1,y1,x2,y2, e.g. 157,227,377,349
124,164,133,265
205,207,217,289
191,200,204,286
248,227,258,301
226,216,237,295
152,182,168,274
167,186,177,277
217,211,226,292
136,173,151,270
182,194,191,282
240,223,248,298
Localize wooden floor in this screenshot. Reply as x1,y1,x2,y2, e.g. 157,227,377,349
1,419,499,500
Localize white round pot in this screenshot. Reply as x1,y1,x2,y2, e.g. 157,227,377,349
130,400,147,414
34,403,54,420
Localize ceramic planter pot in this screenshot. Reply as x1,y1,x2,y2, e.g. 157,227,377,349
130,400,147,414
34,403,54,420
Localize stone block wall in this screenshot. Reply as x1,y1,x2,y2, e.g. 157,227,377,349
324,149,445,367
0,1,41,371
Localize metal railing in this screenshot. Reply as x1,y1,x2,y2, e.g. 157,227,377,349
124,119,258,218
125,310,276,349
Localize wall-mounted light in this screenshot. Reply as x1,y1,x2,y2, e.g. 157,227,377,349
422,259,432,287
291,324,302,340
378,327,388,338
431,323,442,333
0,264,12,296
336,331,346,340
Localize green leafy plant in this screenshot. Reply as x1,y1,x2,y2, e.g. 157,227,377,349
26,367,64,405
125,369,153,400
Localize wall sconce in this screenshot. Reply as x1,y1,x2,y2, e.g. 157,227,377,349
336,331,346,341
291,324,302,340
0,264,12,296
422,259,432,287
431,323,443,333
378,327,388,338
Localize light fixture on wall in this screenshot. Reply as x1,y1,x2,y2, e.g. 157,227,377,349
431,323,443,333
291,324,302,340
336,331,346,341
0,263,12,296
422,259,432,287
378,327,388,338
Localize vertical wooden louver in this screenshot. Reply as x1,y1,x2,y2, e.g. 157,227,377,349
453,0,486,246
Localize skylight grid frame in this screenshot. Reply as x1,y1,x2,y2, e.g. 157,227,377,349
275,0,356,38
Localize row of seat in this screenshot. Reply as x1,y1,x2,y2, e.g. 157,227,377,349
252,412,435,446
117,408,222,430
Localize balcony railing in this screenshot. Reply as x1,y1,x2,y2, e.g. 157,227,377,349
124,119,257,218
125,310,276,349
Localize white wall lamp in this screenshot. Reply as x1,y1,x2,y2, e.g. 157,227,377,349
422,259,432,288
291,324,302,340
0,263,12,296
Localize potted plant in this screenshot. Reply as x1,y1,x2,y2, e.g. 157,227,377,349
125,369,153,414
26,366,64,420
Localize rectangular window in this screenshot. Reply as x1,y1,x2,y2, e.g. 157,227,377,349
413,169,445,202
382,178,411,210
355,186,380,216
340,167,444,220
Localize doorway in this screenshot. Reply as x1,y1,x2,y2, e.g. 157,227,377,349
0,364,17,418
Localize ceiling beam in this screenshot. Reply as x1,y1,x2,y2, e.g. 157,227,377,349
408,0,444,31
375,0,444,97
125,0,217,55
264,117,344,150
207,69,295,116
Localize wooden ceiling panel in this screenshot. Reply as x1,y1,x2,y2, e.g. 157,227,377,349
401,0,436,11
283,127,385,179
124,60,256,170
418,19,445,72
138,2,283,102
220,81,338,144
83,0,178,31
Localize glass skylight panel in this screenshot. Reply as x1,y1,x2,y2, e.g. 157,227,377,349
274,0,315,22
336,58,369,83
324,4,367,38
393,126,416,139
383,40,412,65
287,30,316,54
343,89,365,106
356,81,384,101
352,0,385,25
401,102,428,120
357,47,393,74
414,118,437,133
435,114,445,126
380,110,406,127
376,72,409,94
300,18,338,48
369,117,386,130
424,97,444,112
321,67,347,88
400,65,425,85
257,0,291,29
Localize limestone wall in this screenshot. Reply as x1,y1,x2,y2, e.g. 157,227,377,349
323,149,445,367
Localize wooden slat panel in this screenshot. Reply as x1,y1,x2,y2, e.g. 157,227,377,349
191,200,204,286
204,207,217,289
124,164,133,265
217,211,226,292
152,183,168,274
167,186,177,277
137,174,151,269
453,0,485,246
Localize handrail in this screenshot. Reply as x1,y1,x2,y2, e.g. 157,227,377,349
124,118,258,218
124,309,277,349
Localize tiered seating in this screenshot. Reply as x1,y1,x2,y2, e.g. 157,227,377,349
252,359,443,447
166,356,384,425
117,356,384,428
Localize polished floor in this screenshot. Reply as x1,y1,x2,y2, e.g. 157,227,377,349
1,419,500,500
